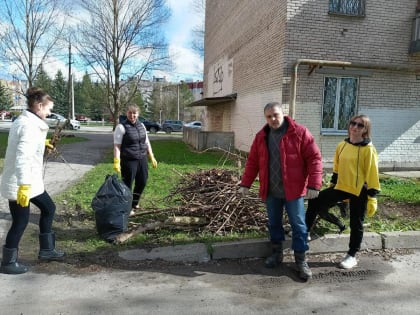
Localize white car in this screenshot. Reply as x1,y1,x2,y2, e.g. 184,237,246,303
45,113,80,130
184,121,202,129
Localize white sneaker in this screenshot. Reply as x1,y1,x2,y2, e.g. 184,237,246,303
339,254,357,269
307,232,311,242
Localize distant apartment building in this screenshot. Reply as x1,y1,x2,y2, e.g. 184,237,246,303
196,0,420,169
0,78,28,111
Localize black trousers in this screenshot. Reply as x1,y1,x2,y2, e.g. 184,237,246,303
306,186,367,256
121,155,148,208
5,190,56,249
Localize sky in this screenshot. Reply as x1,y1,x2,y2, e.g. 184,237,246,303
1,0,204,84
158,0,204,82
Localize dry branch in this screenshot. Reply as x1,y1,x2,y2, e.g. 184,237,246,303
165,168,267,235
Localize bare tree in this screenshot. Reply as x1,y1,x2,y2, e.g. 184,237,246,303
190,0,205,58
0,0,68,87
76,0,171,128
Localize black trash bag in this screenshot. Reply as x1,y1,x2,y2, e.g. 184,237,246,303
91,174,133,242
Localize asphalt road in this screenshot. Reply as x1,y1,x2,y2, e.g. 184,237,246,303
0,249,418,314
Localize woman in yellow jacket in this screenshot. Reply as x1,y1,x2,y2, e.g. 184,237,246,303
306,114,380,269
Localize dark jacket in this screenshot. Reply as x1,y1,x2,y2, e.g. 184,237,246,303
120,119,148,160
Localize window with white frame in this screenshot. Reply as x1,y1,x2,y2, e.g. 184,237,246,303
329,0,366,17
322,77,358,132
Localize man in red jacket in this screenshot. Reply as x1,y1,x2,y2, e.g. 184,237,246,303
239,102,322,280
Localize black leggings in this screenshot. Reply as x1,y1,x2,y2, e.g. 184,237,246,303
5,191,56,249
121,156,148,208
306,186,367,256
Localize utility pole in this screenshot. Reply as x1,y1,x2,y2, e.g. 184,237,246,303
67,42,73,120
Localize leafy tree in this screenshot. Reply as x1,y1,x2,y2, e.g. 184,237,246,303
51,70,68,116
74,73,94,116
33,65,53,95
73,73,108,120
0,82,13,110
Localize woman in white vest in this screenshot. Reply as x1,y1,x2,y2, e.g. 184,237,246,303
0,87,65,274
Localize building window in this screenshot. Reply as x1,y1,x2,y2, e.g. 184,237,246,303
410,14,420,54
413,14,420,41
322,77,358,132
329,0,366,16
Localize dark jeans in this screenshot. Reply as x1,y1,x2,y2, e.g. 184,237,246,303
306,186,367,256
5,190,56,249
121,156,148,208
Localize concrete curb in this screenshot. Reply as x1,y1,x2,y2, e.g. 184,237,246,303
119,231,420,263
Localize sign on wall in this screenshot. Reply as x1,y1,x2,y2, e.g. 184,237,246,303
207,56,233,97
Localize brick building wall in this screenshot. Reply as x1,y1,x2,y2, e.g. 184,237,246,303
283,0,420,167
204,0,420,168
204,0,287,151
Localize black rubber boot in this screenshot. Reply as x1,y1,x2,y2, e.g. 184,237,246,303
38,233,65,261
294,251,312,281
0,246,28,274
264,242,283,268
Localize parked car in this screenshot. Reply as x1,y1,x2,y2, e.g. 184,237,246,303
162,120,184,133
45,113,80,130
118,115,161,133
0,110,11,120
184,121,202,129
75,114,89,122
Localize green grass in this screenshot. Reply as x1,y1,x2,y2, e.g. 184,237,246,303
378,175,420,204
58,140,238,212
54,140,242,249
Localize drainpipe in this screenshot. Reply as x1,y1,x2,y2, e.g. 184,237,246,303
290,59,420,119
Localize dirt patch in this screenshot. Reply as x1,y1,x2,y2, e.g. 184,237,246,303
379,200,419,220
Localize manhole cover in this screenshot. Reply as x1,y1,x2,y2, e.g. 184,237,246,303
312,269,380,283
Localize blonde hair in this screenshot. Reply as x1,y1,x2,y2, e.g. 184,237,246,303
126,104,139,113
348,114,372,139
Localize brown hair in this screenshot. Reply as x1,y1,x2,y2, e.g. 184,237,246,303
26,87,53,109
348,114,372,139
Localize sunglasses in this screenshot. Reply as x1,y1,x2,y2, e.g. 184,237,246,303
349,121,365,129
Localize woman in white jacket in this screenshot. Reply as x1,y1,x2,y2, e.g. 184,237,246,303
0,87,65,274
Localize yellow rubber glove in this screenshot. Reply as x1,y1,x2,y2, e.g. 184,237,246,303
17,185,31,207
113,157,121,173
45,139,54,150
367,196,377,217
149,154,158,169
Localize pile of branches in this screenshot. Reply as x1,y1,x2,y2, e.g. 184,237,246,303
165,168,268,235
